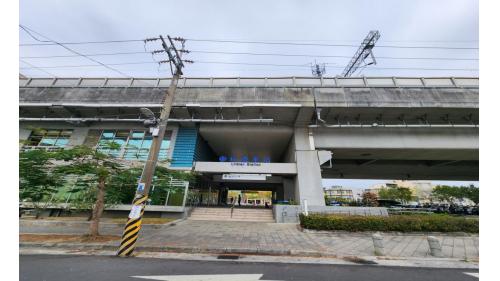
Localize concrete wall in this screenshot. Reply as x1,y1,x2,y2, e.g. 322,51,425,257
19,128,31,140
68,127,89,146
273,205,389,223
283,178,295,202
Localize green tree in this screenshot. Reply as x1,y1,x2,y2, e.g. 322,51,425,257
378,186,413,204
432,185,479,205
52,145,124,237
464,185,479,205
362,192,379,207
431,185,458,202
105,166,196,206
19,143,195,237
19,149,62,218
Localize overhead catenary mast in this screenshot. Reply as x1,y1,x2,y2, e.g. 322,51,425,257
341,30,381,77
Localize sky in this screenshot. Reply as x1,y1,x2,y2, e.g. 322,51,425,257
19,0,478,78
18,0,479,189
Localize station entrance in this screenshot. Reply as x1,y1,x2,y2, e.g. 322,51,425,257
189,174,285,208
227,190,272,207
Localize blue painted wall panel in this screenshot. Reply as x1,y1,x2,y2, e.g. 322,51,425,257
171,127,198,167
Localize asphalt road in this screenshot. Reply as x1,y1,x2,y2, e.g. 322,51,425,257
20,255,478,281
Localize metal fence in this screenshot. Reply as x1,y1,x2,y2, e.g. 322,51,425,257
20,76,479,88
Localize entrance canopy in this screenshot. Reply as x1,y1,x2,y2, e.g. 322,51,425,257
194,161,297,175
199,124,293,162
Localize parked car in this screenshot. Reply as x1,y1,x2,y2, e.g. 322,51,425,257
328,201,342,206
377,199,402,208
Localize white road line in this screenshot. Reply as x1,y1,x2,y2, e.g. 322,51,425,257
131,274,283,281
463,272,479,278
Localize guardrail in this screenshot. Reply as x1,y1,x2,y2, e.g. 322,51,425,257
19,76,479,88
387,207,436,215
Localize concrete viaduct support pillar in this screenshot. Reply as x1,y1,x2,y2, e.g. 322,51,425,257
283,178,295,202
293,128,325,206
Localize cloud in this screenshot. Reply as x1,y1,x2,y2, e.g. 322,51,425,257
20,0,478,77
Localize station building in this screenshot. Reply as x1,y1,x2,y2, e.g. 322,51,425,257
19,76,479,216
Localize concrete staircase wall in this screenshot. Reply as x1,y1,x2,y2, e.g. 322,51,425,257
189,207,275,222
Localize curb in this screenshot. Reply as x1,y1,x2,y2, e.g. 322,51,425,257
19,242,479,269
19,241,478,265
301,229,478,237
19,242,323,257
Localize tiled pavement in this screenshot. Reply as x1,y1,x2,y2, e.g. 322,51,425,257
137,220,479,259
20,219,478,259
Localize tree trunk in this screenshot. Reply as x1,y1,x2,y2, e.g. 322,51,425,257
89,178,106,237
87,210,93,221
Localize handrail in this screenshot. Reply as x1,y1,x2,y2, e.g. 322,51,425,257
20,76,479,89
230,200,236,218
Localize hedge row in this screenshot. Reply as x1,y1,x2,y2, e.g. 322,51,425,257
299,214,478,233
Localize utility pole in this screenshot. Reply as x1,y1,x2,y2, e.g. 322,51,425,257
117,35,187,257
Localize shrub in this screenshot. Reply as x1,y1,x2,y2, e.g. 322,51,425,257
299,213,478,233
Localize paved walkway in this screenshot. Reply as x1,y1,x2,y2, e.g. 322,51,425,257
138,220,479,259
20,219,479,260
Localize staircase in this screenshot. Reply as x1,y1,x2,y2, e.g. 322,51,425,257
188,207,275,222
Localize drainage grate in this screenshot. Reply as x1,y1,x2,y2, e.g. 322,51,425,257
352,259,377,265
216,255,240,260
343,257,378,265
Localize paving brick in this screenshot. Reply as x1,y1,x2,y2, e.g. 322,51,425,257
21,219,478,259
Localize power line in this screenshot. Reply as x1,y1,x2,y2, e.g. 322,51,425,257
19,60,478,72
194,61,478,71
260,39,479,43
20,51,148,59
19,61,161,69
19,36,478,50
19,61,311,69
19,25,133,78
192,50,479,61
19,59,56,77
172,61,313,67
19,39,145,46
20,50,478,61
183,38,478,50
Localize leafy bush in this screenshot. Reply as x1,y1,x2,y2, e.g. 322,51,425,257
300,213,478,233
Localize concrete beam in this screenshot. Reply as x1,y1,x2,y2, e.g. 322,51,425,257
20,86,478,109
313,127,479,151
322,160,478,181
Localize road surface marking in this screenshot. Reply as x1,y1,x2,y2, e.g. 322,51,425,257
131,274,283,281
463,272,479,278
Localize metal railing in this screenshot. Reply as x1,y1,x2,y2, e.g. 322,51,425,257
388,207,436,215
20,76,479,88
19,146,65,153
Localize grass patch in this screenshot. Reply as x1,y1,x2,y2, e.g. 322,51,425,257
20,234,120,243
300,213,478,233
22,217,175,224
109,217,175,224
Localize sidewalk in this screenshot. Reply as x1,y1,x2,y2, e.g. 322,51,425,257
20,219,479,262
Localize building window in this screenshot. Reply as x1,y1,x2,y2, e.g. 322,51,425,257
96,129,171,161
26,129,72,147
